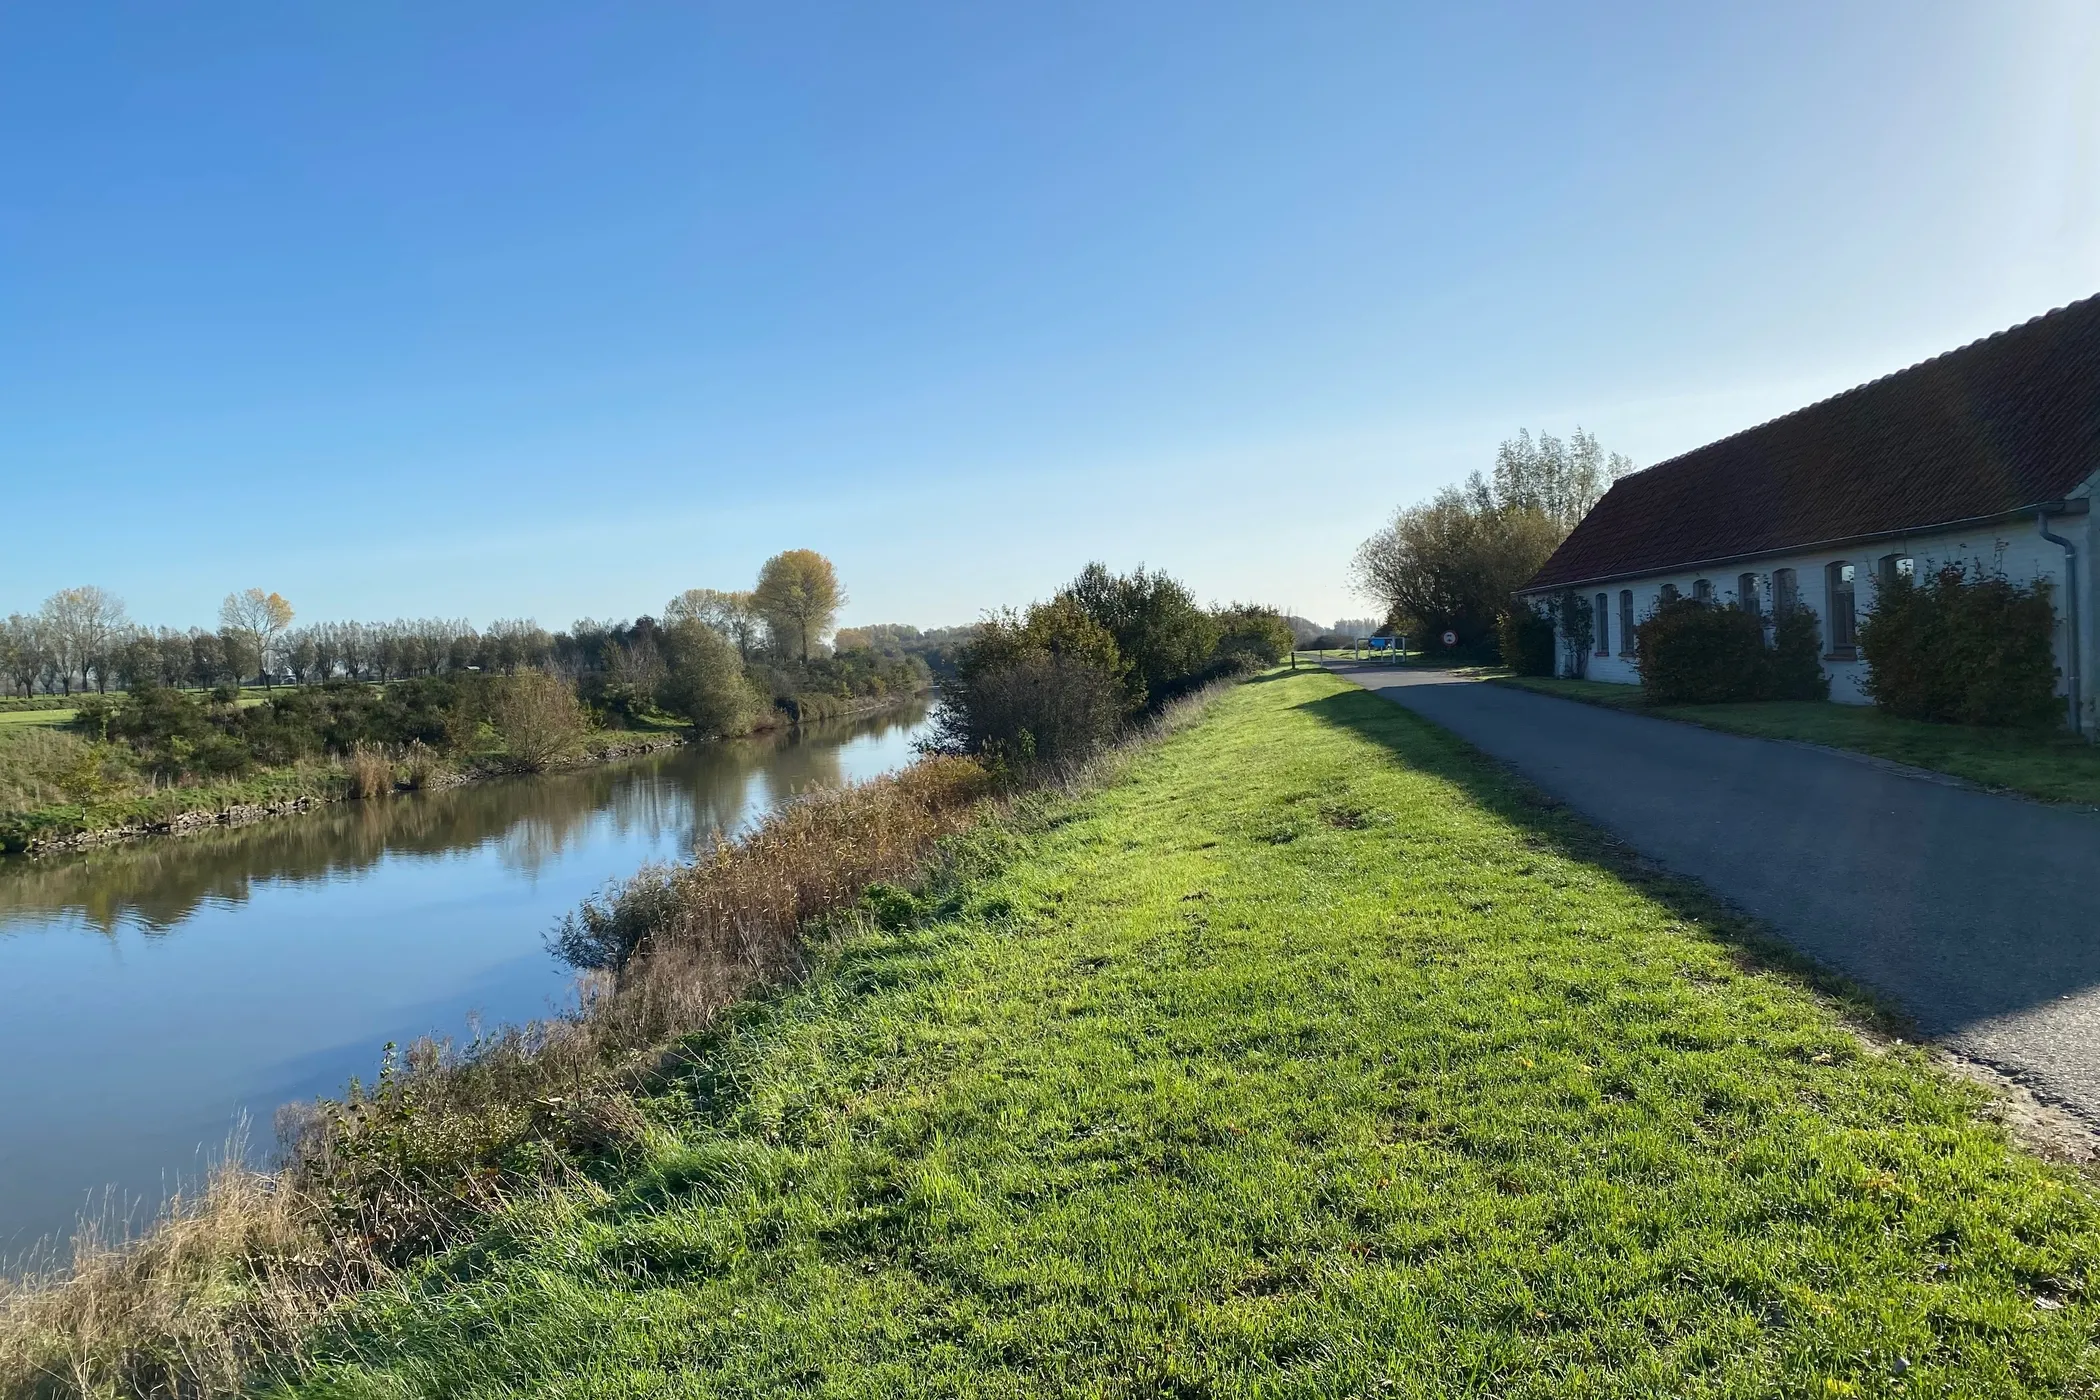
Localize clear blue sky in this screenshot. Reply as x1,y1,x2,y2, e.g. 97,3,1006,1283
4,2,2096,631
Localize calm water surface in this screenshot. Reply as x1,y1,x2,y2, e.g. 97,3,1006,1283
0,703,931,1258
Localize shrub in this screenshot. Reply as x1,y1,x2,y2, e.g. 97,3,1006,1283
1496,608,1556,676
487,671,589,771
346,744,395,799
1861,564,2060,727
656,620,762,737
1059,563,1219,707
1209,605,1294,674
940,653,1126,773
933,600,1130,771
1635,600,1768,704
1764,605,1830,701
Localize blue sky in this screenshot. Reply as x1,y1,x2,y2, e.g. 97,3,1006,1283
4,2,2097,631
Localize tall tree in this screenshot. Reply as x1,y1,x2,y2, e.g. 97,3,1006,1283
1,613,44,697
1491,427,1637,533
751,550,844,662
38,586,129,694
218,588,295,689
1355,430,1636,653
664,588,763,660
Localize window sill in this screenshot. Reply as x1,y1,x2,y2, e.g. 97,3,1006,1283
1824,650,1858,663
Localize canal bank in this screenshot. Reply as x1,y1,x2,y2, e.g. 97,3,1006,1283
0,700,932,1258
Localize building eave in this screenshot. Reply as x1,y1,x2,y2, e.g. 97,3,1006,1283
1517,498,2092,597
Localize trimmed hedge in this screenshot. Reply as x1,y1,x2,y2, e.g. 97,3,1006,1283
1861,564,2060,727
1635,600,1830,705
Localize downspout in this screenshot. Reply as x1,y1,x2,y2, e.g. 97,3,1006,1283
2038,506,2083,736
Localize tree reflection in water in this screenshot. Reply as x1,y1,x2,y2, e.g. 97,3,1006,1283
0,700,930,937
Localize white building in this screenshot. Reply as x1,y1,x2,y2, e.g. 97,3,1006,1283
1518,294,2098,735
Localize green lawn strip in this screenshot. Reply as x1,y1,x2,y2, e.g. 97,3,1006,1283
1489,673,2100,809
287,671,2099,1398
0,707,75,728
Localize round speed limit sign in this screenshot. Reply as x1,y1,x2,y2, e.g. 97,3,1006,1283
1441,630,1458,648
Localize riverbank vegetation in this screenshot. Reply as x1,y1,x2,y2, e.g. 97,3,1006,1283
11,669,2097,1395
932,562,1295,772
0,551,944,851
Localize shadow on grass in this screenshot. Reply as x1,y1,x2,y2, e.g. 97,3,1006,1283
1293,685,1920,1039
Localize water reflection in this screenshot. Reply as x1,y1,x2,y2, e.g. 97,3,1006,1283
0,703,927,937
0,701,929,1257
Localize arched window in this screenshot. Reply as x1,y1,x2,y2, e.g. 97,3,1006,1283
1738,573,1761,618
1618,591,1634,654
1827,561,1857,655
1877,554,1914,587
1660,583,1680,604
1692,578,1714,603
1594,594,1610,656
1773,568,1798,616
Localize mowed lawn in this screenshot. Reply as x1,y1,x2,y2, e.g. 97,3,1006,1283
289,671,2099,1399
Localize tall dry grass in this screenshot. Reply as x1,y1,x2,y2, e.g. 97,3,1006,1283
0,1139,378,1400
341,745,394,800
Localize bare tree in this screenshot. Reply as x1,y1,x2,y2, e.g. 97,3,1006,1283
2,613,46,697
665,588,764,660
219,589,296,689
38,586,129,694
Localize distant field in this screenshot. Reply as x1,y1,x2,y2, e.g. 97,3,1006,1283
0,692,273,735
0,708,74,729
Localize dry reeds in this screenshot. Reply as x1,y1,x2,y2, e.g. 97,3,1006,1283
401,741,443,791
343,745,394,800
0,1137,379,1400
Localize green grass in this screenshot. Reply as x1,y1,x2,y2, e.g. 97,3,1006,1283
0,707,75,729
280,671,2100,1398
1489,674,2100,808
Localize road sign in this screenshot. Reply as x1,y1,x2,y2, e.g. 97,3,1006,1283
1441,630,1458,648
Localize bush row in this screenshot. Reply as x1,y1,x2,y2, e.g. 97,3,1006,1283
1635,600,1827,705
929,565,1292,773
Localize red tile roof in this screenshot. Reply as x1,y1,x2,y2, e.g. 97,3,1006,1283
1524,293,2100,592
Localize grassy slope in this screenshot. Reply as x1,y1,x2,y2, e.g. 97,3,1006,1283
1492,674,2100,809
288,672,2098,1398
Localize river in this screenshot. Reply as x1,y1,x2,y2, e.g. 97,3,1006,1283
0,701,933,1260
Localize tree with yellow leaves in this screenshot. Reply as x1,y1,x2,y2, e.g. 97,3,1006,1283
218,588,295,689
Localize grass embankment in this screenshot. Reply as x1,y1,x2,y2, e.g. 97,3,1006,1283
1490,673,2100,808
274,671,2097,1397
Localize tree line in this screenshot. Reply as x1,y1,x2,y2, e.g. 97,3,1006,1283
1350,428,1636,655
1,549,945,701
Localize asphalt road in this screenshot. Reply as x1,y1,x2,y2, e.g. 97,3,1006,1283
1328,662,2100,1117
